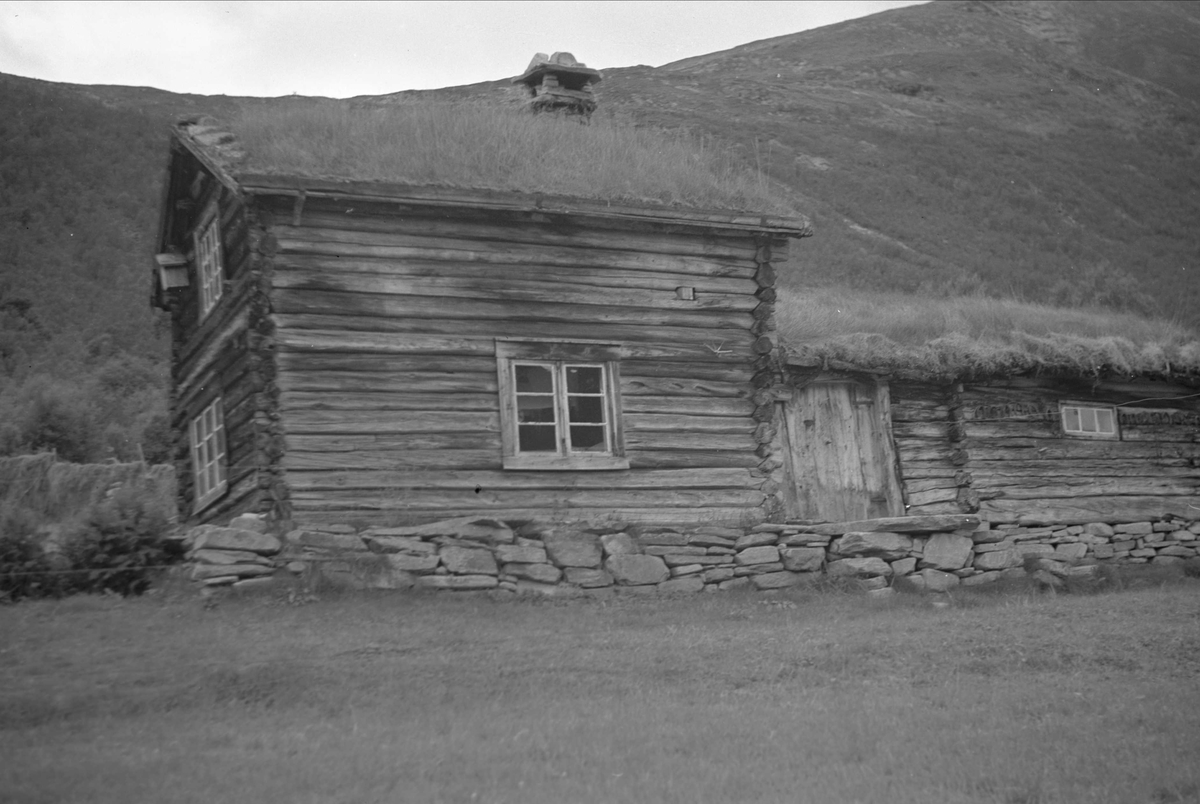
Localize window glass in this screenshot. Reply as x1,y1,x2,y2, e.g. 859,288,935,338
499,348,625,467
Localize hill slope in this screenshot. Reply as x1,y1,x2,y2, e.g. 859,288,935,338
0,0,1198,460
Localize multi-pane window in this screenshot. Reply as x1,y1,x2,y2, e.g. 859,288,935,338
190,398,227,510
194,212,224,318
497,341,628,470
1060,403,1119,439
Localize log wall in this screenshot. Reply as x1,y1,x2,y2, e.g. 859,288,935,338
959,377,1200,524
888,382,967,517
257,195,784,528
164,155,272,524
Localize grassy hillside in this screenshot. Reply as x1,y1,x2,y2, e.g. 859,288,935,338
0,0,1198,462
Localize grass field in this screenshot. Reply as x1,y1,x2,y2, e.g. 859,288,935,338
1,577,1198,804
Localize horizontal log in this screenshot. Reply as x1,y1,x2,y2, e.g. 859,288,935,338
621,396,754,417
895,444,957,462
624,413,754,435
285,433,502,452
622,360,754,384
889,405,951,423
283,447,760,472
273,227,754,277
274,328,756,368
976,478,1198,498
897,464,959,480
970,459,1200,477
286,467,754,492
272,312,752,352
272,267,759,313
274,211,759,262
278,371,495,395
290,506,763,528
287,488,766,511
902,478,960,494
273,288,754,332
276,352,495,374
624,432,755,452
279,391,499,412
1117,425,1199,443
981,497,1200,525
620,376,749,399
281,409,500,435
276,254,756,295
627,450,761,470
892,422,951,440
905,488,959,507
283,449,500,472
960,440,1200,461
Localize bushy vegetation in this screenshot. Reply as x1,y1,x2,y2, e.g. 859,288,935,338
0,486,177,602
229,102,797,214
0,455,178,601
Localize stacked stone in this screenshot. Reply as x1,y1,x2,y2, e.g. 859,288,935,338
187,513,281,588
268,514,1200,596
971,520,1199,574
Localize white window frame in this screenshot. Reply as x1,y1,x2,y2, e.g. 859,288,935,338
190,397,228,511
1060,402,1119,439
496,340,628,471
194,207,224,319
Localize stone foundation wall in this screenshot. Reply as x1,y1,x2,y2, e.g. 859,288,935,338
184,513,1200,595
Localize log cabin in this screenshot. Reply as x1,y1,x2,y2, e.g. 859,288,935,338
772,344,1200,529
151,107,812,531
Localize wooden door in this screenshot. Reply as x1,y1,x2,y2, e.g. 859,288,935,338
779,380,904,522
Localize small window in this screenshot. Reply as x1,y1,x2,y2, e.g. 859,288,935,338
1060,403,1119,439
497,341,628,470
190,398,228,510
194,210,224,318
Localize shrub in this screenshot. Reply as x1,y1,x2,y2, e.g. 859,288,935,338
0,509,66,601
65,486,177,596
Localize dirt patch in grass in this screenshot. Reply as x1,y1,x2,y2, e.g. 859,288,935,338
1,582,1197,803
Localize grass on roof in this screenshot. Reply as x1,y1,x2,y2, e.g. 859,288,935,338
776,288,1200,378
228,102,796,214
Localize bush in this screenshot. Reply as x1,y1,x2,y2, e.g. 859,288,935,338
0,509,68,601
66,486,178,596
0,486,179,602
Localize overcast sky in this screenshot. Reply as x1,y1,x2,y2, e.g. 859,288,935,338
1,1,925,98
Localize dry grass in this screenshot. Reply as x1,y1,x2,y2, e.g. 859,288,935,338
1,578,1198,803
0,454,176,536
226,102,796,214
777,287,1200,378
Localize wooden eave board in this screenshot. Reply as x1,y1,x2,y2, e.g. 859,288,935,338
234,173,812,237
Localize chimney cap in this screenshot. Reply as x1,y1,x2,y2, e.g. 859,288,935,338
513,51,602,86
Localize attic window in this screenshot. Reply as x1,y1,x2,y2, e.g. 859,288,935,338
496,340,628,470
1060,403,1119,439
190,397,228,511
194,208,224,318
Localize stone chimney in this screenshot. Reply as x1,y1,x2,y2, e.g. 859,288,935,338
513,52,602,118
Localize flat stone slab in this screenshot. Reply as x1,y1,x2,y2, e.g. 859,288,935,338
365,517,514,543
191,526,281,555
791,515,980,537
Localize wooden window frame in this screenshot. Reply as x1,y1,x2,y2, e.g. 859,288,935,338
190,397,228,511
496,340,628,471
1059,402,1119,440
194,206,224,319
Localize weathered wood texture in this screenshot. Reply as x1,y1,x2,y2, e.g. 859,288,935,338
960,379,1200,524
888,383,961,517
263,196,773,527
164,158,270,524
777,380,905,521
